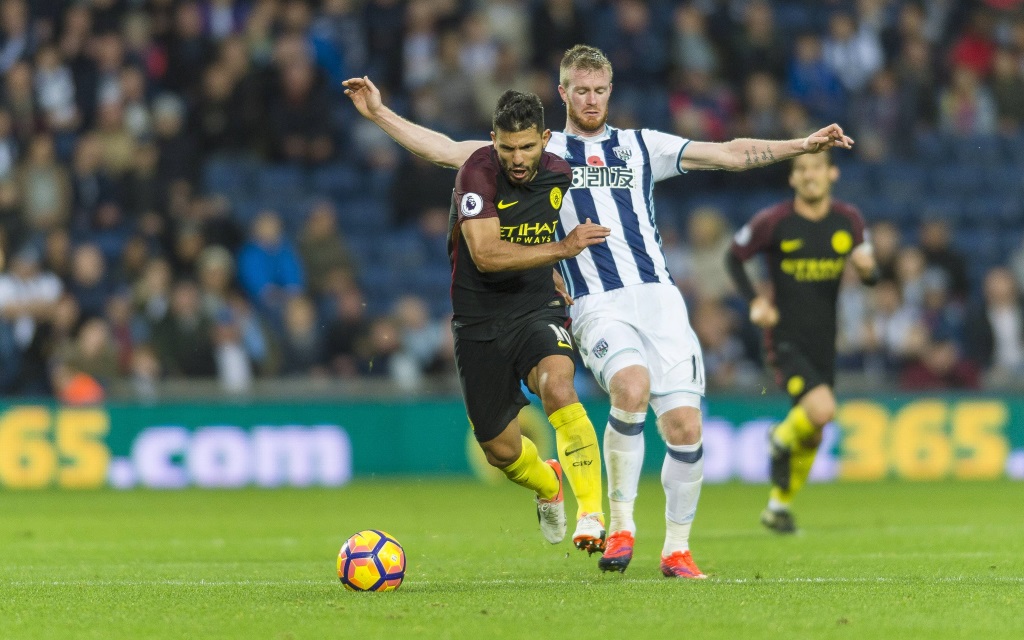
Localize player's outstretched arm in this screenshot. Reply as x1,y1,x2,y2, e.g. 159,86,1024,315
342,76,488,168
461,217,610,273
681,124,855,172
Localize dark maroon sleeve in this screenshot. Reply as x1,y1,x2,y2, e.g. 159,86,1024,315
454,148,499,222
542,152,572,180
729,204,785,261
835,201,867,247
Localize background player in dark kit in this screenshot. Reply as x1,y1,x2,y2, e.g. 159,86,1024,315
727,151,879,533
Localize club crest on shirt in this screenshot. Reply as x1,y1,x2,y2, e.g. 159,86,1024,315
593,339,609,359
461,192,483,217
612,146,632,162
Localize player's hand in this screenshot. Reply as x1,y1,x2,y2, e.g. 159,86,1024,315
850,243,875,271
802,123,854,153
749,296,779,328
342,76,383,119
561,218,611,257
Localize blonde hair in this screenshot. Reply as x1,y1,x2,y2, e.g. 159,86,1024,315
559,45,613,88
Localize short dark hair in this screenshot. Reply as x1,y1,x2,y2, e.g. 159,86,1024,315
791,148,833,171
492,90,545,135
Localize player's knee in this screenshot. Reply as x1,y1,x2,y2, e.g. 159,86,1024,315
804,392,836,427
609,367,650,413
539,376,578,412
479,436,521,468
658,407,702,446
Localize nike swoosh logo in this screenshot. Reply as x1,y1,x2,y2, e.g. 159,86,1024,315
780,239,803,253
565,444,594,456
557,341,572,349
497,200,519,209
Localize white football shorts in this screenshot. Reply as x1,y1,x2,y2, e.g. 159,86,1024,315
571,282,705,416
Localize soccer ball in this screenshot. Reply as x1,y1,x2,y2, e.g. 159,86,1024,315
337,530,406,592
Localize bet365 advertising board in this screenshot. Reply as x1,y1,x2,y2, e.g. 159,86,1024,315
0,395,1020,489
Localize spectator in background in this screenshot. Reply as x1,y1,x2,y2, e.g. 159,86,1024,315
153,93,199,191
56,316,119,387
0,109,19,180
853,69,903,160
459,12,498,79
151,279,216,377
676,207,736,303
967,267,1024,376
990,48,1024,133
297,201,353,297
431,30,480,134
390,154,456,227
165,1,216,99
69,133,119,234
738,72,785,139
864,279,925,374
279,294,325,376
949,8,996,78
918,219,970,301
899,338,980,390
530,0,584,72
3,61,35,142
237,209,305,321
268,45,335,164
0,0,34,74
939,64,997,137
920,269,965,349
67,243,114,320
787,33,846,122
895,245,929,310
312,0,367,81
0,179,22,246
822,11,884,96
0,244,62,394
726,0,787,86
204,0,251,42
17,134,71,234
323,285,369,377
672,4,718,76
133,257,172,327
474,43,532,129
34,43,79,134
870,220,901,282
692,298,759,389
393,294,443,374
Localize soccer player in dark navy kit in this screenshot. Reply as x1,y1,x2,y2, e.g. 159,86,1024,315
449,90,611,550
727,151,879,533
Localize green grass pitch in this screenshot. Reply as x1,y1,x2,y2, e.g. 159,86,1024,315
1,479,1021,639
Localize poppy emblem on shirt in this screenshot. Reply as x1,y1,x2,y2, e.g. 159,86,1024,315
587,156,604,167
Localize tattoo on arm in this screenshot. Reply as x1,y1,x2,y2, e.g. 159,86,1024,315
746,145,776,167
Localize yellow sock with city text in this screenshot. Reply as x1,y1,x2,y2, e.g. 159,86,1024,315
501,436,559,500
550,402,603,520
770,405,820,508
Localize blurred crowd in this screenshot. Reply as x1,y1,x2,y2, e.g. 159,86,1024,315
2,0,1024,400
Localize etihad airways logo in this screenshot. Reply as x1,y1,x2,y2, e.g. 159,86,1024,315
571,166,636,189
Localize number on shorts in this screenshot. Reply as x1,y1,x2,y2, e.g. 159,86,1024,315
548,324,572,345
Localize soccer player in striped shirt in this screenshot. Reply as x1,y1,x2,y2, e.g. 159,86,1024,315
344,45,853,578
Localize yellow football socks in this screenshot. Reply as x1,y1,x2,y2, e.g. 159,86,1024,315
772,405,816,449
770,405,821,507
549,402,603,519
501,436,559,500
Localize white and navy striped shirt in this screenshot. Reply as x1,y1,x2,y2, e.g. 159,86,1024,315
546,126,689,299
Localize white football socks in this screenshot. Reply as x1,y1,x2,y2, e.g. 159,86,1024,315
604,407,646,535
662,439,704,555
